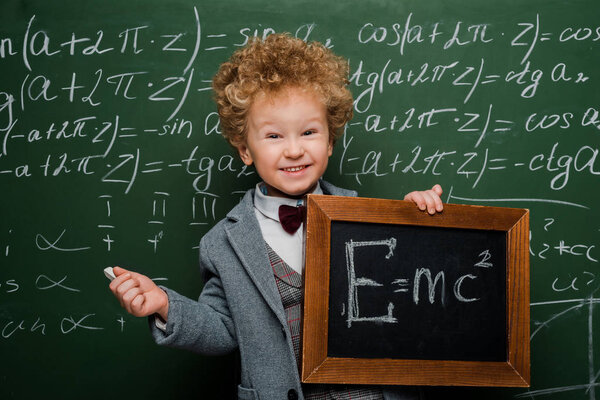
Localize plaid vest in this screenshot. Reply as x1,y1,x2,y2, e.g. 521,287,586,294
267,243,383,400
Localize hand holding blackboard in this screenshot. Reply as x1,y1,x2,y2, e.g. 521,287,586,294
404,184,444,215
107,267,169,321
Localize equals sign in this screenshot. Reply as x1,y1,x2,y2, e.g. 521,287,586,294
119,127,137,138
391,278,410,293
197,80,213,92
493,120,514,132
481,74,500,84
141,161,163,173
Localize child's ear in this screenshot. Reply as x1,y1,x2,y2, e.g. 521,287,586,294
327,138,334,157
237,144,253,166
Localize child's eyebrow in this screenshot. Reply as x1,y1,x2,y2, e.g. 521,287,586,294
304,116,326,124
254,121,279,130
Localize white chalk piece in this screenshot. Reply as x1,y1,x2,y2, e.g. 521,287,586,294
104,267,116,281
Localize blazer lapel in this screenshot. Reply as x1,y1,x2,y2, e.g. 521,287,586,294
223,190,288,327
221,181,356,329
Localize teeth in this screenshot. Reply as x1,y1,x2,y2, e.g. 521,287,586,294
283,166,305,172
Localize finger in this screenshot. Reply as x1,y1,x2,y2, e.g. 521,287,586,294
422,189,444,213
113,266,129,277
130,294,146,316
420,191,437,215
122,286,141,306
405,192,427,211
120,288,139,314
429,189,444,212
431,184,443,196
115,276,138,298
109,272,132,292
423,189,443,212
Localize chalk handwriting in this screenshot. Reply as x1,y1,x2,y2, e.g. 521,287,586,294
344,238,487,328
35,230,91,252
60,314,103,334
35,275,81,292
345,238,398,327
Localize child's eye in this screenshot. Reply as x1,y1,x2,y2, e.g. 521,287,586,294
267,133,279,139
302,130,314,136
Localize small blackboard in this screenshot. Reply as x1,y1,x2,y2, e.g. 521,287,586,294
302,195,530,387
328,222,507,362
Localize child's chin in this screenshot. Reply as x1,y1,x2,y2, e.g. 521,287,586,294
281,186,313,198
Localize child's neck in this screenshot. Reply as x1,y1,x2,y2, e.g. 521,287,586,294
261,181,320,199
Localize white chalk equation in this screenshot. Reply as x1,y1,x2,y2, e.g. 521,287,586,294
339,138,600,190
1,313,131,338
0,11,598,196
344,237,493,328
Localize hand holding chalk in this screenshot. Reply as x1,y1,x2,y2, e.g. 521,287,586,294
107,266,169,320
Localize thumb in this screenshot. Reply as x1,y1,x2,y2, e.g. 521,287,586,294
431,184,443,196
113,266,129,277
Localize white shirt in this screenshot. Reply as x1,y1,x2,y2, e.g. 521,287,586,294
253,182,323,275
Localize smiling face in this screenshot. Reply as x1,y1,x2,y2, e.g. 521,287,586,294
236,87,333,198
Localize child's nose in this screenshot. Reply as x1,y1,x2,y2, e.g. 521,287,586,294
283,139,305,158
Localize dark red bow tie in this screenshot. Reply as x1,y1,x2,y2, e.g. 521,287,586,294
278,204,306,234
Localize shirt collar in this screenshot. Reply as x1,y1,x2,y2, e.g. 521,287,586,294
253,182,323,222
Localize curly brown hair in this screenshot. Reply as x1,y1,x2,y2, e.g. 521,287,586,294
212,33,354,148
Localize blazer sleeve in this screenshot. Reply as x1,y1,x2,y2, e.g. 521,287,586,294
148,236,238,355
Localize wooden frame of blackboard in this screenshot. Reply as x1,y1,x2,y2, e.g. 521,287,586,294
301,194,530,387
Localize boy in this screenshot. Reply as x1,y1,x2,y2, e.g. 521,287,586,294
109,33,443,400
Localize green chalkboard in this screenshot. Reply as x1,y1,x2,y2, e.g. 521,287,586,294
0,0,598,399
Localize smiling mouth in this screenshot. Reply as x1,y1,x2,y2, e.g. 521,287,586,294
282,165,308,172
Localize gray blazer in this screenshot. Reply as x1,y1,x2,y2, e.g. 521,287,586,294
150,180,420,400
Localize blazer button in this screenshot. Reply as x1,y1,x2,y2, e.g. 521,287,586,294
287,389,298,400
